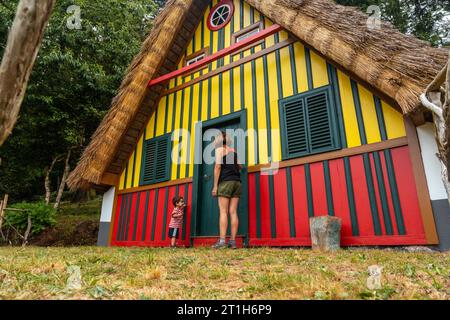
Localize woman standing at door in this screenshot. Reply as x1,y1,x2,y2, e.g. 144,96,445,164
212,132,242,249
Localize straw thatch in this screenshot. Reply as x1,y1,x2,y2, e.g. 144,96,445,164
68,0,449,190
67,0,196,190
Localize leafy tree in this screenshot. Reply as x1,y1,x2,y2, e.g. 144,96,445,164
336,0,450,47
0,0,160,201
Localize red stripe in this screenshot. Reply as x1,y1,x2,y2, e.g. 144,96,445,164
126,193,138,241
184,184,193,243
259,174,272,238
112,195,122,243
349,155,374,237
391,147,425,237
248,173,257,239
135,192,147,241
177,184,186,241
369,154,387,235
165,186,177,243
379,151,399,235
310,162,328,216
154,188,167,242
290,165,310,237
328,159,353,237
144,190,156,242
273,169,291,238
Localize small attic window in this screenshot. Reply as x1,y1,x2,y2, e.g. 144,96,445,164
186,53,206,66
207,0,234,31
236,27,261,43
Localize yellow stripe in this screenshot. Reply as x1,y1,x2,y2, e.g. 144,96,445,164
211,75,220,119
156,96,166,137
224,15,232,65
189,83,200,178
166,93,174,133
171,88,183,180
133,134,144,188
244,61,255,166
358,84,381,144
293,42,309,93
203,5,211,51
267,51,281,162
310,51,329,88
187,37,193,57
337,70,361,147
279,30,289,41
194,18,202,53
125,151,134,189
255,57,268,164
171,134,181,181
222,72,231,115
201,80,209,121
265,18,276,47
119,169,125,191
382,101,406,139
180,86,191,179
279,46,294,98
243,1,251,28
146,112,156,140
233,65,241,111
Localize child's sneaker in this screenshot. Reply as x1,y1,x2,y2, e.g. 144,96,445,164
212,239,227,249
228,240,237,249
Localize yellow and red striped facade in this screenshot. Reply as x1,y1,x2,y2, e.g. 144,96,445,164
108,0,437,247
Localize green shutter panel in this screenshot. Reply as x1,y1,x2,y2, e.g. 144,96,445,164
141,135,171,185
280,86,340,160
154,138,169,182
283,98,309,156
305,91,334,152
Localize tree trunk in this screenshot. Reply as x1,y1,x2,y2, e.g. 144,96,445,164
44,156,61,205
0,0,55,146
54,150,72,210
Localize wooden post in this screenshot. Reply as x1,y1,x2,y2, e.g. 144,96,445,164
0,194,9,231
309,216,342,251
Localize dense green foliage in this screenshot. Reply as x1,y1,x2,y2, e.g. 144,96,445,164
336,0,450,47
0,0,159,201
5,202,56,235
0,0,448,202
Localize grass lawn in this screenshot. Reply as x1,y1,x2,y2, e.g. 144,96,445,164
0,247,448,300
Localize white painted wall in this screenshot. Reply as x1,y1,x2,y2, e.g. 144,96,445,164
417,123,447,201
100,187,115,223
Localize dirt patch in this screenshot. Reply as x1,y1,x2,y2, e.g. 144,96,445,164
30,220,99,247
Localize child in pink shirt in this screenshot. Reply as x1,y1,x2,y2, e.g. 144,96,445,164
168,196,186,248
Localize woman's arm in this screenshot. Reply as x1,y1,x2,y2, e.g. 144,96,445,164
212,148,223,197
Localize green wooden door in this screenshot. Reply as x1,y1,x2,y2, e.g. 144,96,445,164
198,119,248,237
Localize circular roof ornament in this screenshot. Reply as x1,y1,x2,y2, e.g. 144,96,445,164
207,0,234,31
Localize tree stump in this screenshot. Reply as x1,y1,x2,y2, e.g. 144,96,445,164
309,216,342,251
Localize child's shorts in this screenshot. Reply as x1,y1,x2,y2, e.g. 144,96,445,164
168,228,180,239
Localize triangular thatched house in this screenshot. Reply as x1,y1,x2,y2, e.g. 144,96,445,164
68,0,450,249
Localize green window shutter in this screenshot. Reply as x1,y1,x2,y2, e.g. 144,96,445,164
280,86,340,160
284,98,309,156
141,134,171,185
305,90,334,153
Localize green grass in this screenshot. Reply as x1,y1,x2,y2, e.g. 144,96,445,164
0,247,448,300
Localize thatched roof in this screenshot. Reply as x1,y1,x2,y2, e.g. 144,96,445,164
68,0,449,190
